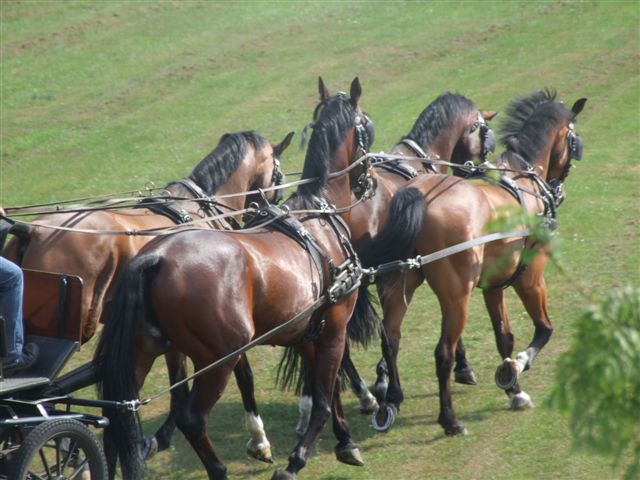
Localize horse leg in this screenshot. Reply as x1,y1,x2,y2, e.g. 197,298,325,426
146,350,188,457
234,353,273,463
176,366,235,480
273,314,350,479
331,376,364,467
483,288,533,410
371,271,421,431
434,299,469,436
296,342,377,436
453,337,477,385
342,342,378,414
512,261,553,374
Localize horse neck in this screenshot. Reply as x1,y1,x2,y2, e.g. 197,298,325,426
213,151,265,211
319,143,356,221
502,142,553,185
394,121,467,174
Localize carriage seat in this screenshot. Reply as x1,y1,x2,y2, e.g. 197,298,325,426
0,269,83,388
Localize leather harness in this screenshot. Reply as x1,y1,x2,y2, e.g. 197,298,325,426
140,178,240,230
245,202,361,344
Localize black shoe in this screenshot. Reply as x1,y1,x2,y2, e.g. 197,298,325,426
3,343,39,373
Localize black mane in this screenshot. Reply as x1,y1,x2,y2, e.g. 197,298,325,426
499,89,570,168
290,93,355,209
402,92,476,146
187,131,266,195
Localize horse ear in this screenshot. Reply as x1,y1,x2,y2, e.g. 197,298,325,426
318,77,330,102
480,110,498,121
571,98,587,118
349,77,362,108
273,131,295,158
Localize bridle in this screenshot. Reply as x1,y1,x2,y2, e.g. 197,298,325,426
546,121,583,207
350,108,376,200
469,111,496,162
271,155,286,203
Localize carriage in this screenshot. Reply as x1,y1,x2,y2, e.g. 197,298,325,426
0,268,110,479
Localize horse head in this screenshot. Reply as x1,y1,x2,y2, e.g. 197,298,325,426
299,77,374,208
245,130,294,207
500,90,586,186
453,108,498,165
402,92,497,172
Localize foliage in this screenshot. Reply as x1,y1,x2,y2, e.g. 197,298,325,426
481,207,554,288
547,286,640,479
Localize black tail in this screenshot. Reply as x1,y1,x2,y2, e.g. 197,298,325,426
276,346,304,394
94,253,162,480
346,284,379,347
359,187,426,268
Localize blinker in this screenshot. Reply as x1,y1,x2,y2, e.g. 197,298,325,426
483,128,496,155
570,135,583,161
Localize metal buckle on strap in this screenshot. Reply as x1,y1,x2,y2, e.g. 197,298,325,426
121,399,142,412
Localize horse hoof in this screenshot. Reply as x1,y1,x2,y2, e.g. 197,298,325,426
495,359,518,390
271,470,295,480
141,436,158,460
335,445,364,466
454,366,477,385
246,439,273,464
509,391,534,410
359,392,379,414
371,403,397,432
444,423,468,436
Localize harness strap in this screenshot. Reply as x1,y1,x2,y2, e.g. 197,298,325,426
365,229,532,283
172,179,241,230
400,138,439,173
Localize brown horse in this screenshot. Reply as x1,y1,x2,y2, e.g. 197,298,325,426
94,78,377,480
2,130,293,460
4,130,292,342
359,90,586,434
294,83,498,433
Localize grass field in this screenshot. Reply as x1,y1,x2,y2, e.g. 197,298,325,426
1,1,639,479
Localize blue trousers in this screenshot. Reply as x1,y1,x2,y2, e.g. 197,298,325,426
0,257,24,363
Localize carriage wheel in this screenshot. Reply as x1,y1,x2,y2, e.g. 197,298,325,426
11,418,108,480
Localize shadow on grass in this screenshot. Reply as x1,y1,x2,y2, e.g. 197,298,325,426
138,383,507,477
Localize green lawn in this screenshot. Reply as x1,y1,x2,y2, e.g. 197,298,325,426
1,1,638,479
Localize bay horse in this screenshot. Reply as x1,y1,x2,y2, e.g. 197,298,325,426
4,130,292,341
94,77,377,480
294,81,498,433
359,90,586,435
2,129,293,461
